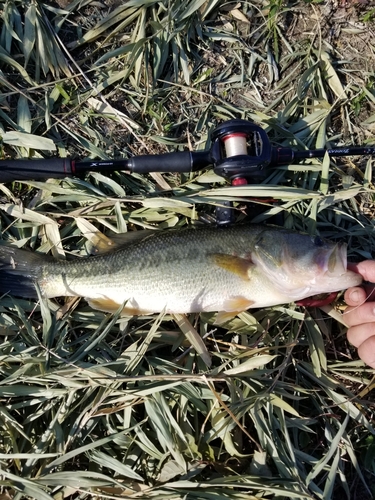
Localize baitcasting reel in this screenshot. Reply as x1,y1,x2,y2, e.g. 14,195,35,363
0,119,374,224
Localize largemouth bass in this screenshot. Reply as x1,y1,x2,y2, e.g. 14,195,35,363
0,224,362,316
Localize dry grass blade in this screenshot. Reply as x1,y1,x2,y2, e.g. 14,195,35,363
2,131,56,150
0,1,374,499
173,313,211,367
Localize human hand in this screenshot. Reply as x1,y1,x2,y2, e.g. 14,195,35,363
344,260,375,368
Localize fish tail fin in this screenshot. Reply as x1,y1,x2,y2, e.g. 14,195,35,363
0,244,48,298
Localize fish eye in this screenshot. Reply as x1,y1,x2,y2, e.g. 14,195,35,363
313,236,324,247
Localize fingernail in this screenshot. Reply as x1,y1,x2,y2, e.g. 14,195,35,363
349,290,360,302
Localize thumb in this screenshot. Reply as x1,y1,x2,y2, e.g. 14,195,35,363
344,287,367,306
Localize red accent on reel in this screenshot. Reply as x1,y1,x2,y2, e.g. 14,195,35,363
232,177,248,186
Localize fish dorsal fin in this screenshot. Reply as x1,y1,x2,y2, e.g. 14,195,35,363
107,230,157,249
76,216,160,255
212,254,254,280
89,229,157,255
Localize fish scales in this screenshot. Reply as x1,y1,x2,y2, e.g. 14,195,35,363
0,224,362,315
40,225,264,313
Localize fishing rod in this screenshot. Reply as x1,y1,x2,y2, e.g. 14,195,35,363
1,119,371,307
1,119,374,186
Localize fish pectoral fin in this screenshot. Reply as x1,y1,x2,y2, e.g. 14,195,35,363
215,297,254,324
87,297,149,316
212,254,254,280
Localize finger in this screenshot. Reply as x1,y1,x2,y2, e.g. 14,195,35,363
347,322,375,348
348,260,375,284
343,302,375,327
358,336,375,368
344,287,367,306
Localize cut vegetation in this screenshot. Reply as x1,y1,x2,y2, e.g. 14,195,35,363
0,1,374,499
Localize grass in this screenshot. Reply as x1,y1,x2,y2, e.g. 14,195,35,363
0,0,375,499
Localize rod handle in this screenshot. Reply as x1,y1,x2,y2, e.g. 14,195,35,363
0,158,73,183
127,151,211,173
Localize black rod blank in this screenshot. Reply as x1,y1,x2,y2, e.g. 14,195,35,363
0,119,374,183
